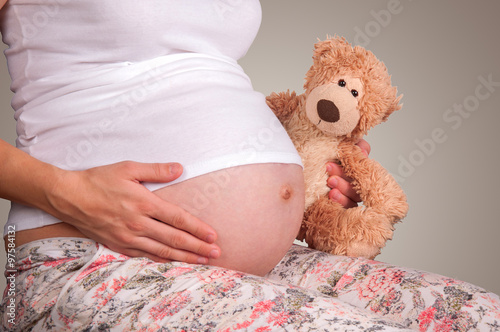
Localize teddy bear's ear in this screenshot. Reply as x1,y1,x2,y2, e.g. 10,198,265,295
304,36,355,94
352,83,403,138
382,92,403,121
312,35,350,60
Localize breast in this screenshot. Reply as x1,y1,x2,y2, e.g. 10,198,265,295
153,163,305,276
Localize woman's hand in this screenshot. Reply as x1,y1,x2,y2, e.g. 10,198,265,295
326,139,371,208
49,161,221,264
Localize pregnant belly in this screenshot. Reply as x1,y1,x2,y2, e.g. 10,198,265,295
153,163,305,276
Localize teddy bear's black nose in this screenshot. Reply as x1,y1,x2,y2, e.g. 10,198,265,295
317,99,340,123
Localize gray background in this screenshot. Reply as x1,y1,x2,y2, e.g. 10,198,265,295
1,1,499,295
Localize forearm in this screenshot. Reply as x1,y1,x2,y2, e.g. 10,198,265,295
0,139,64,214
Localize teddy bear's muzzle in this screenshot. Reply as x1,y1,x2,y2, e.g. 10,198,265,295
305,83,361,137
317,99,340,123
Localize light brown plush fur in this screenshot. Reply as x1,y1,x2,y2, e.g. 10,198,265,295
266,36,408,259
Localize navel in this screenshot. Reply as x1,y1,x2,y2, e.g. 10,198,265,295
280,184,293,200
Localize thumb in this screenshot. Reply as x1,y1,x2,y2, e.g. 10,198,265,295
126,162,183,183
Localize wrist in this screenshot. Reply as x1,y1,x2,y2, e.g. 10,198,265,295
43,166,80,222
0,140,68,213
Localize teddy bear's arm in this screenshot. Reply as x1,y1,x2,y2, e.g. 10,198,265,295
265,90,302,123
337,140,408,223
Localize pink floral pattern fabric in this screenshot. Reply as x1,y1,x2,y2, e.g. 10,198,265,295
267,246,500,331
2,238,499,331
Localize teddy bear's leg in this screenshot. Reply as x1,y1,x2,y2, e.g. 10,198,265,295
303,196,393,259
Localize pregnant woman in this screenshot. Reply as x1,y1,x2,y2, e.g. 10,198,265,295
1,1,499,331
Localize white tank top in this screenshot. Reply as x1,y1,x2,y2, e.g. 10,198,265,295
1,0,302,234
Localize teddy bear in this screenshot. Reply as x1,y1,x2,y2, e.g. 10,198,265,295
266,36,408,259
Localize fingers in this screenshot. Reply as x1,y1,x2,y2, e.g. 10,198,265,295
328,188,358,209
119,161,184,183
326,162,345,178
151,199,218,244
327,175,360,203
149,218,221,263
356,138,371,157
144,198,221,260
326,162,361,208
326,162,354,185
114,210,221,264
121,161,223,261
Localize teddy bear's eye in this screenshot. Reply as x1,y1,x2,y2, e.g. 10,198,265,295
338,80,346,87
351,89,358,97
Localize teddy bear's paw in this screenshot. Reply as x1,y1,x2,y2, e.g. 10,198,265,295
346,241,381,260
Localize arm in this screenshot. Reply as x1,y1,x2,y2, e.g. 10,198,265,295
266,90,302,123
326,139,371,208
336,139,408,221
0,0,6,10
0,139,220,263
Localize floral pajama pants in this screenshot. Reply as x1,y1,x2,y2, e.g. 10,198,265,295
2,238,500,331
